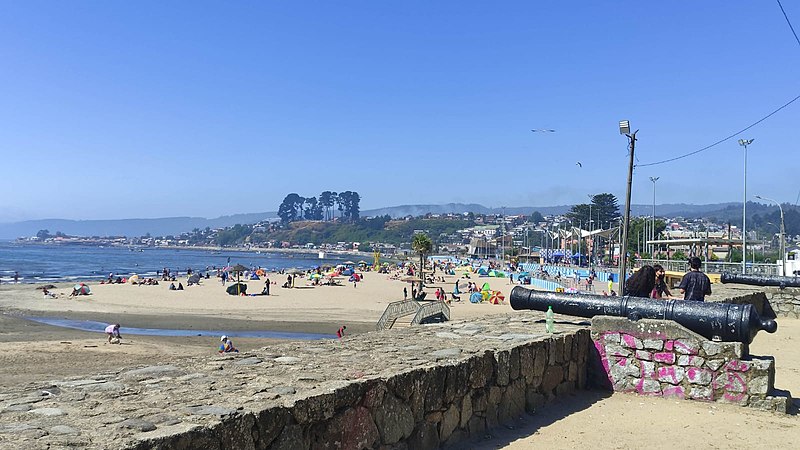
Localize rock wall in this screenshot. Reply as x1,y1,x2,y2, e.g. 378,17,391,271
0,315,590,450
762,286,800,318
590,316,789,413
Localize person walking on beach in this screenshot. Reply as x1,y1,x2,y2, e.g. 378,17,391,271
403,287,407,300
678,257,711,301
337,325,347,338
105,323,122,344
13,272,19,283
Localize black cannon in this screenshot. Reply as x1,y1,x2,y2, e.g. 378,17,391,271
720,273,800,289
510,286,777,343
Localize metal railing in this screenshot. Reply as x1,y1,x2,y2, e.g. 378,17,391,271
376,300,420,330
633,258,780,276
412,301,450,325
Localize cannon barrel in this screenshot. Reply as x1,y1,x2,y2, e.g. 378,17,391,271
720,273,800,289
510,286,777,343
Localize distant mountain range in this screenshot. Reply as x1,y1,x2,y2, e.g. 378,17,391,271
0,202,744,239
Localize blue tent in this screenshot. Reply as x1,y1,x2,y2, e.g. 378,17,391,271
469,292,483,303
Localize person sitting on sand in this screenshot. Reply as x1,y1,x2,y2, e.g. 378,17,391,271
219,335,238,353
42,288,56,299
105,323,122,344
177,282,184,290
169,282,176,290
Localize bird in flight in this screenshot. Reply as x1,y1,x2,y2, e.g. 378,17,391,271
576,162,582,167
531,129,555,133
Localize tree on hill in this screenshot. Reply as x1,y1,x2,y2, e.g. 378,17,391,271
278,193,305,223
303,197,324,221
567,193,620,230
319,191,338,221
529,211,545,224
337,191,361,222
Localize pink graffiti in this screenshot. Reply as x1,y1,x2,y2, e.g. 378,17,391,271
713,371,747,398
621,334,637,348
657,366,679,384
664,340,674,351
662,386,685,398
725,360,750,372
653,352,676,364
674,340,699,355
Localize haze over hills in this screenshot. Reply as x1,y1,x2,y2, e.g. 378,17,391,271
0,202,743,240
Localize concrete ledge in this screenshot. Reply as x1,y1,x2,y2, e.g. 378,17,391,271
0,314,590,449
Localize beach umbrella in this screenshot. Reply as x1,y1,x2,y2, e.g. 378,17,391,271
343,261,356,265
489,291,505,304
288,268,305,275
226,283,247,295
230,264,248,273
357,260,367,264
128,274,140,284
469,292,483,303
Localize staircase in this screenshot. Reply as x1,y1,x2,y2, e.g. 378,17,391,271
376,300,451,331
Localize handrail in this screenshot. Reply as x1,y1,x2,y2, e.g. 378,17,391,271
411,301,450,325
634,258,780,276
376,300,420,330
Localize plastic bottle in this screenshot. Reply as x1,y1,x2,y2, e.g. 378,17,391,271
545,306,555,333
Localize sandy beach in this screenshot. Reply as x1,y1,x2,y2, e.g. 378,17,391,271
1,272,798,448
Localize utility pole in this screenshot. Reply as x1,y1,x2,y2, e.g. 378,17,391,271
619,121,637,295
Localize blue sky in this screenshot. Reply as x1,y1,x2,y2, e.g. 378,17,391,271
1,2,798,221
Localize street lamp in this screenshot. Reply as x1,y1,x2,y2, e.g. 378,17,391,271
738,139,754,274
587,195,594,265
649,177,660,257
619,120,637,295
755,195,785,276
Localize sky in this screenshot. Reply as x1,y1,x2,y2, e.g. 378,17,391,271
1,2,798,222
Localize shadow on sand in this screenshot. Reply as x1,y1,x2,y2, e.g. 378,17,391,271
466,389,612,449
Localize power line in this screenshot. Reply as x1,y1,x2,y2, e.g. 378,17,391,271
636,94,800,167
777,0,800,49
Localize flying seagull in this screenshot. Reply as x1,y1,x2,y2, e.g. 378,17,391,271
576,162,582,167
531,129,556,133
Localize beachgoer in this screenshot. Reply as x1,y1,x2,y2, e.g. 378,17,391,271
169,282,176,290
219,335,238,353
105,323,122,344
652,264,672,299
264,277,270,295
403,287,407,300
678,257,712,301
177,282,184,290
625,265,656,298
337,325,347,338
14,272,19,283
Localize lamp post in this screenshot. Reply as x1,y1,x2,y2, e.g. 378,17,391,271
587,194,594,266
756,195,785,276
649,177,660,257
619,120,637,295
738,139,754,274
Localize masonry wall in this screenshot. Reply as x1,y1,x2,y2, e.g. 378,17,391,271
0,316,590,450
590,316,789,413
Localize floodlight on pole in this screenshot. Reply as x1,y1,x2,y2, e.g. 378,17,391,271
738,139,754,274
755,195,785,276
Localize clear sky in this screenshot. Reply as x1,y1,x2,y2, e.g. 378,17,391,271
1,2,798,221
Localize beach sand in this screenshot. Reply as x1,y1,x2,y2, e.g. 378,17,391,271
1,272,798,448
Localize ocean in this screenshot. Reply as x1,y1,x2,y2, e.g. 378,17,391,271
0,242,362,284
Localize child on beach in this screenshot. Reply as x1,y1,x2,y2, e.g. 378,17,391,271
105,323,122,344
219,335,238,353
336,326,347,338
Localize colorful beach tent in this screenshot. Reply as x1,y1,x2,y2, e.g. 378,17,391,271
481,282,491,291
469,292,483,303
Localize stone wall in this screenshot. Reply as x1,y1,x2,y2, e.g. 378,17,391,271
590,316,789,413
0,315,590,449
762,286,800,318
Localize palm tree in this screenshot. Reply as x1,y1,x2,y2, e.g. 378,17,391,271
411,233,433,292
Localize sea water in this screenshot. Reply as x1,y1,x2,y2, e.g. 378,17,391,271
0,241,361,284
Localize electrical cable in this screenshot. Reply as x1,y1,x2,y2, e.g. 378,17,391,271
777,0,800,49
636,94,800,167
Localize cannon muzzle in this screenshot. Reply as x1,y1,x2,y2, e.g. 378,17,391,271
510,286,776,343
720,273,800,289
